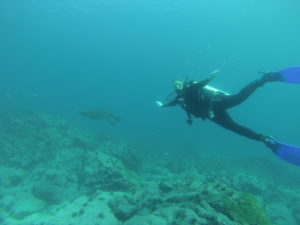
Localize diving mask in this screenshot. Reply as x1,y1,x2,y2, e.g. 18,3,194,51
173,79,185,91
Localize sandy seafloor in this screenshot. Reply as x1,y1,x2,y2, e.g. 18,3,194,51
0,112,300,225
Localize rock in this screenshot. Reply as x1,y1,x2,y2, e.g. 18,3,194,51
11,193,45,219
233,173,266,195
124,215,168,225
0,166,24,188
0,194,15,212
158,181,173,193
31,180,71,204
108,196,138,221
266,202,297,225
83,151,137,192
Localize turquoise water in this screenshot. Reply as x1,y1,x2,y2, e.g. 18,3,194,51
1,0,300,224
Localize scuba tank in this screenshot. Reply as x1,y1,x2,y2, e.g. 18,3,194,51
201,85,230,119
203,85,230,96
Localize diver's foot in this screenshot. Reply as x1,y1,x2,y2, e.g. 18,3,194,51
261,72,281,84
261,135,278,150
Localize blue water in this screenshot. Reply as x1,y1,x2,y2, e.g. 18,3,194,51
1,0,300,157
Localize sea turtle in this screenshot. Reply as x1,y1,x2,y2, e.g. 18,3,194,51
79,109,120,125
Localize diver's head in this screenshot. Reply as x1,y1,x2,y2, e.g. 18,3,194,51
173,79,185,93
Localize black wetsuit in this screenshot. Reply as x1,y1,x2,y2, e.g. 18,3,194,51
164,74,280,142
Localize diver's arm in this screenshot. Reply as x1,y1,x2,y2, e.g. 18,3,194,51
162,98,180,107
155,99,179,107
193,79,211,88
194,69,220,88
158,95,181,107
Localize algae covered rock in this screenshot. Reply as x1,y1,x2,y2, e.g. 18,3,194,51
83,151,137,192
230,192,270,225
207,190,270,225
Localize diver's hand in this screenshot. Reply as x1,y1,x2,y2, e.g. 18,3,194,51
209,69,220,80
186,118,193,126
155,101,163,107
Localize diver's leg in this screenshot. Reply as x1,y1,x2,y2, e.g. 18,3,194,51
212,110,265,142
217,74,280,109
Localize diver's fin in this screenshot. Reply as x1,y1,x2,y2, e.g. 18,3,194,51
267,139,300,166
279,66,300,83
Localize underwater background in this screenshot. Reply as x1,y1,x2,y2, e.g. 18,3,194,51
1,0,300,224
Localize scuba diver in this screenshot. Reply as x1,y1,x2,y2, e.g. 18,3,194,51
156,67,300,167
